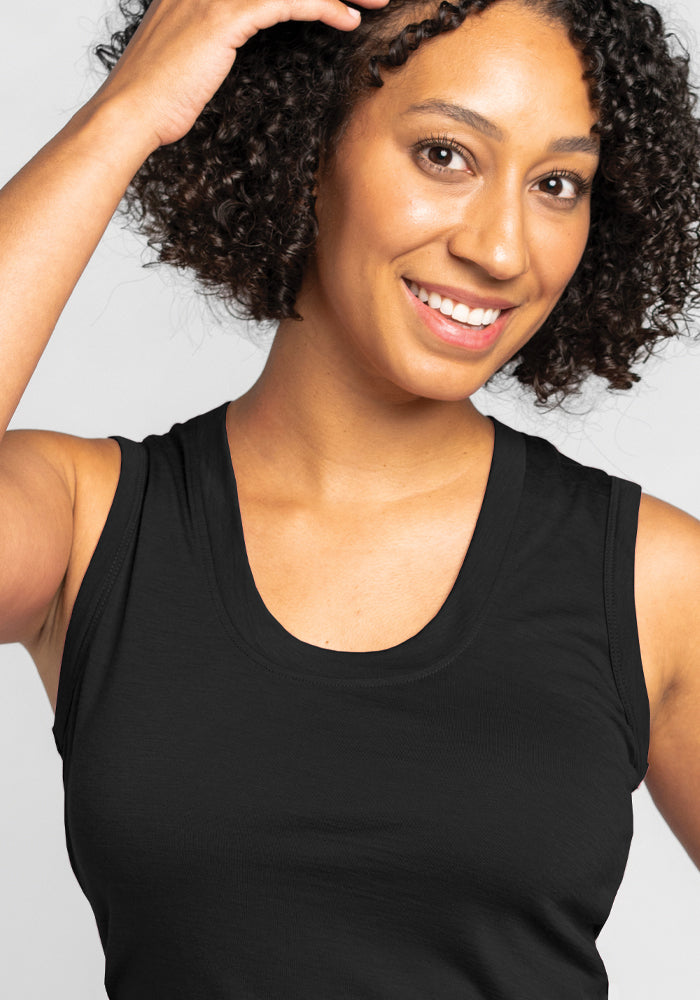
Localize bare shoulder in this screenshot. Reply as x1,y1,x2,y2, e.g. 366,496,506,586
635,491,700,706
1,426,121,508
634,492,700,867
22,432,122,713
64,434,124,568
634,492,700,716
637,490,700,560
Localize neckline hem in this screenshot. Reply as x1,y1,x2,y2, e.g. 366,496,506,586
193,402,527,683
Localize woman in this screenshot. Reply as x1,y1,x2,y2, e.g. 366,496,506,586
1,0,699,996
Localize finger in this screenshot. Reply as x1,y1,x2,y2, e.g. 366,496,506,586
272,0,386,34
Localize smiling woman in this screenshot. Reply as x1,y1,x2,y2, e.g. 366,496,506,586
1,0,700,998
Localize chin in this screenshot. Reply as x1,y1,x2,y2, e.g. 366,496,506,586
378,363,492,404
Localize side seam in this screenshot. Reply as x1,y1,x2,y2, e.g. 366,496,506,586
603,475,651,789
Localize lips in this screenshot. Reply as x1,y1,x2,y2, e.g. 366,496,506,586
402,276,518,312
407,280,502,329
402,276,513,351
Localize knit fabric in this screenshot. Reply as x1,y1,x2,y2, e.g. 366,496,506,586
53,402,649,999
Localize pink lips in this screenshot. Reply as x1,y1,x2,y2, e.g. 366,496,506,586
404,278,518,312
402,278,513,351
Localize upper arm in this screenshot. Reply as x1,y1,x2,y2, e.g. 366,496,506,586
0,429,79,646
636,492,700,870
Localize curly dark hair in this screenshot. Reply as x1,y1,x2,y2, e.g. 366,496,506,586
94,0,700,404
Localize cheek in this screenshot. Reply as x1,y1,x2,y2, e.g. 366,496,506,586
330,166,442,262
538,213,591,294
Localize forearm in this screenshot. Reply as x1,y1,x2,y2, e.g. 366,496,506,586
0,98,157,442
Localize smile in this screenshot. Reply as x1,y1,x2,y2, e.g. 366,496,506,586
407,281,502,330
402,277,514,352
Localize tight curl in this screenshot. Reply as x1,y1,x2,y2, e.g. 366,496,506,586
94,0,700,404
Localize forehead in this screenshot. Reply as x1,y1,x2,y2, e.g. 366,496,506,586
355,1,597,141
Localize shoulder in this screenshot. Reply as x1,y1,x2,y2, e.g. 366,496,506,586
635,493,700,867
510,425,612,508
638,490,700,543
36,433,122,634
635,492,700,711
7,432,122,712
512,424,699,720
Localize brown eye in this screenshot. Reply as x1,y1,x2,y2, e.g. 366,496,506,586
535,173,582,200
427,146,454,166
541,177,565,196
416,141,470,173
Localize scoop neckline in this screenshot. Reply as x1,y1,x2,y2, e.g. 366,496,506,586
197,401,526,684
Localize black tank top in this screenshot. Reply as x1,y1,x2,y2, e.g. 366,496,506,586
52,401,650,1000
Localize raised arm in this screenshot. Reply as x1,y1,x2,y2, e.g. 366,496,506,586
0,0,387,652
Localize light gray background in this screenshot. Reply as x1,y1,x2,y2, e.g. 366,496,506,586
1,1,699,996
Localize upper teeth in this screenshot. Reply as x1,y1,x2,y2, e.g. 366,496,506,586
408,281,502,328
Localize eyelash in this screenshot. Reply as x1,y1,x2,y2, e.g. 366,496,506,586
411,132,593,203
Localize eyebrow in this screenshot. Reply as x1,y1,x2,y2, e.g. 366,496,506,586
403,100,600,157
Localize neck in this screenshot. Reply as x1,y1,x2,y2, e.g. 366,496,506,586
228,317,494,503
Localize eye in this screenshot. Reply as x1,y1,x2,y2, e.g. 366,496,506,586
534,170,590,204
413,134,472,175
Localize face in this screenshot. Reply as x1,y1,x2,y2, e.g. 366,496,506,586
298,0,600,402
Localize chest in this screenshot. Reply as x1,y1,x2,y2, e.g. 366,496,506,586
44,455,666,732
63,634,635,998
237,488,484,654
235,496,666,734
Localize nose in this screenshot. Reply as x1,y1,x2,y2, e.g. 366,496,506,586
447,184,530,282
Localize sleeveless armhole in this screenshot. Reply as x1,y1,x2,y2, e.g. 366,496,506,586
604,476,651,789
52,435,148,760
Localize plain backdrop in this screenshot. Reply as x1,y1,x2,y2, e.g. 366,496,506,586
1,1,699,997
